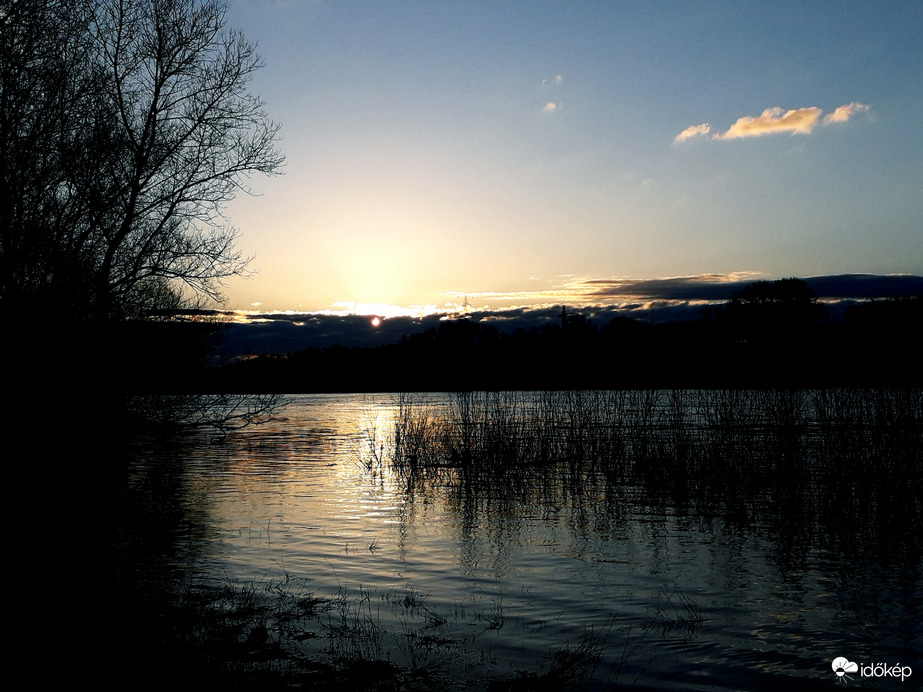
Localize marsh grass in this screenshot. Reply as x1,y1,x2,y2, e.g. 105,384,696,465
538,619,612,689
487,616,647,692
644,587,705,636
147,568,660,690
119,573,326,687
145,571,560,689
368,388,922,533
323,583,386,663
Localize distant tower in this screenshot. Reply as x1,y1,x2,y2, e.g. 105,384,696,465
561,305,567,330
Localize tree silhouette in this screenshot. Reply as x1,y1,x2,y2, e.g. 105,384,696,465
724,278,823,335
2,0,287,432
1,0,97,315
1,0,283,319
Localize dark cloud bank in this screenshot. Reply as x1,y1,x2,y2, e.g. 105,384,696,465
220,274,922,358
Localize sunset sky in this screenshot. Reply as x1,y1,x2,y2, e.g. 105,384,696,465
220,0,922,318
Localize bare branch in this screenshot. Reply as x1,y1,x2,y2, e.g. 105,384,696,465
1,0,283,319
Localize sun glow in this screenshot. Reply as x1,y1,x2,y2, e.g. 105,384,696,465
316,302,452,319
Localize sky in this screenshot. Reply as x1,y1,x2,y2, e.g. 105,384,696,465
219,0,922,319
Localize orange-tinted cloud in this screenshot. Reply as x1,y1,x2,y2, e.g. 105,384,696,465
822,102,870,124
674,123,711,143
714,106,822,139
676,103,870,143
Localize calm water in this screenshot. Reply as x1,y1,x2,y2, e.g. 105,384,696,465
121,392,921,690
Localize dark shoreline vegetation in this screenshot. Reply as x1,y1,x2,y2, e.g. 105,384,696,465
218,289,920,393
39,387,921,689
15,288,923,408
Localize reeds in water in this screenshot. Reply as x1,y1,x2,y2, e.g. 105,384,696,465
367,388,922,531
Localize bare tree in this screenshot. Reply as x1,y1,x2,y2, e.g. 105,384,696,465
1,0,283,319
0,0,102,314
2,0,287,429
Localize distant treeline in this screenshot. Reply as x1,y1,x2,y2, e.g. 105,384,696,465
203,284,921,392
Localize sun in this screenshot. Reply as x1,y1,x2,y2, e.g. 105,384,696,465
371,317,381,327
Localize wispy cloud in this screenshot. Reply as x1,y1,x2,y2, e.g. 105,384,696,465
448,272,767,308
541,74,563,112
822,101,870,124
675,103,870,143
674,123,710,143
570,272,766,301
449,272,922,312
715,106,822,139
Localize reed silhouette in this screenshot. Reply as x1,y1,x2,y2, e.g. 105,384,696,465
369,388,922,547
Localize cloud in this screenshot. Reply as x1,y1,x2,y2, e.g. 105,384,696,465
453,272,765,306
572,272,923,302
715,106,822,139
822,101,870,124
570,272,765,301
674,123,711,143
540,74,563,112
677,102,871,143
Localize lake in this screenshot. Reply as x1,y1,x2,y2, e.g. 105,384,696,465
116,390,921,690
